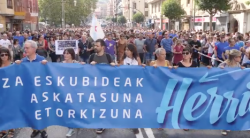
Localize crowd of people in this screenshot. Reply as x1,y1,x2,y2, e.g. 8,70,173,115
0,27,250,138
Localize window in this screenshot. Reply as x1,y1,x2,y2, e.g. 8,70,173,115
187,0,190,6
158,2,160,12
145,11,148,16
7,0,13,9
145,3,148,8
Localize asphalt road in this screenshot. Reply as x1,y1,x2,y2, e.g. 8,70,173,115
13,126,250,138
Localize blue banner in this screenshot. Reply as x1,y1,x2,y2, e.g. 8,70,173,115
0,63,250,131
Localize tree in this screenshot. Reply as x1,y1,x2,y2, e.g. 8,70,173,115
117,16,127,24
246,0,250,5
132,13,144,23
195,0,231,31
38,0,98,26
161,0,185,30
111,17,117,23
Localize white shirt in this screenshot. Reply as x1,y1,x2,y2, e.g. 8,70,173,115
123,57,138,65
0,39,11,48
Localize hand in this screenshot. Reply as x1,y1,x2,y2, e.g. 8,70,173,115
153,64,157,68
41,60,47,65
153,52,155,55
173,66,178,69
80,62,86,65
168,66,173,69
15,60,22,64
241,66,245,69
90,61,97,65
110,63,116,66
207,66,212,69
219,66,224,69
141,64,146,67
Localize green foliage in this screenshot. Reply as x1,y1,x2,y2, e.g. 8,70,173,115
246,0,250,5
132,13,144,23
117,16,127,24
161,0,185,20
38,0,98,26
111,17,117,22
195,0,231,16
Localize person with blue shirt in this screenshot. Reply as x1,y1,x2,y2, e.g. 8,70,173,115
144,32,158,65
222,38,240,61
160,32,173,64
15,40,47,138
214,35,229,66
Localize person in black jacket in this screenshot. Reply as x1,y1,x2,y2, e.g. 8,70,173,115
78,35,93,63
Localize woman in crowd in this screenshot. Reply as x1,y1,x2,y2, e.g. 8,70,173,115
150,48,170,67
37,35,47,58
12,39,22,61
117,34,127,64
219,49,243,136
219,49,242,68
48,36,58,62
173,39,184,66
120,44,139,65
0,47,15,137
62,48,79,137
177,47,197,68
204,36,214,65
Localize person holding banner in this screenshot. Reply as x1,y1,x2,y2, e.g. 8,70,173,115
14,40,48,138
0,47,15,138
218,49,243,136
88,39,115,134
150,48,171,67
61,48,79,137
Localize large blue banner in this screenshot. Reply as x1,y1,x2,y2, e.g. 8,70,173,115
0,63,250,131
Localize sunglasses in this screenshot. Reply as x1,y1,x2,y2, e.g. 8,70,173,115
182,52,190,55
0,54,8,57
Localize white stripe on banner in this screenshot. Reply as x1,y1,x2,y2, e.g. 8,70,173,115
144,128,156,138
136,128,144,138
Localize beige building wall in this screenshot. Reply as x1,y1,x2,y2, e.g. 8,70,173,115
0,0,14,31
122,0,148,27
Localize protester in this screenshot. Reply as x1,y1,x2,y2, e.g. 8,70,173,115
160,32,173,63
78,34,92,62
62,48,79,137
117,34,127,63
48,36,58,62
104,34,116,60
173,39,184,65
150,48,170,67
144,32,158,65
219,49,243,136
37,35,47,58
120,44,140,65
14,40,48,138
189,35,201,67
12,39,22,61
88,39,115,134
177,47,197,67
0,47,15,138
134,34,145,63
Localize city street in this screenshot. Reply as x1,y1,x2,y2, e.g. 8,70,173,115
13,126,250,138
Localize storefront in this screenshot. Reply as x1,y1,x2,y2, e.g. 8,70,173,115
154,19,168,30
191,17,216,31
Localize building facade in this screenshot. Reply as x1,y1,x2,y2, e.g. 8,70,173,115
107,0,114,17
0,0,38,31
0,0,15,31
122,0,149,27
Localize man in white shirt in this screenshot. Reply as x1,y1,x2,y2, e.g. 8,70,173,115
0,34,11,49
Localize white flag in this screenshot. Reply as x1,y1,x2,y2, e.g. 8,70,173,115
90,15,105,41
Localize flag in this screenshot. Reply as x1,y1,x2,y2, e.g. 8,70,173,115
90,14,105,41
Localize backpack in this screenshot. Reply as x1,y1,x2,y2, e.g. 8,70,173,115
89,53,112,64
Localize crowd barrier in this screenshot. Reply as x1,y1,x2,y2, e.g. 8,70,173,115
0,63,249,130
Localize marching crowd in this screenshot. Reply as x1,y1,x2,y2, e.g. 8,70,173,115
0,27,250,138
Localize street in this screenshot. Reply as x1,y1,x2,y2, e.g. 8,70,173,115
13,126,250,138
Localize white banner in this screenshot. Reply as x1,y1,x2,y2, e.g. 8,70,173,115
55,40,78,55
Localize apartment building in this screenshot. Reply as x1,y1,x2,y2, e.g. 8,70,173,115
122,0,149,27
0,0,15,31
0,0,38,31
107,0,114,17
